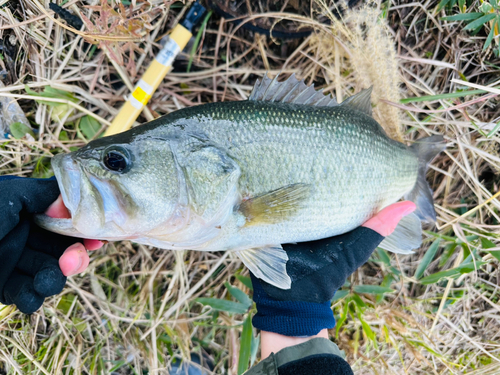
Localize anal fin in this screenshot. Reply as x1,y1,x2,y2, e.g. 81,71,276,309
235,246,291,289
378,213,422,254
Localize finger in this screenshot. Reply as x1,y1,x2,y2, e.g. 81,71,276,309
59,243,90,276
362,201,416,237
1,271,44,314
45,194,71,219
15,248,66,297
0,199,30,249
44,197,104,251
84,239,103,251
10,178,60,214
27,224,81,258
24,178,61,213
34,265,66,297
0,220,30,291
0,203,21,241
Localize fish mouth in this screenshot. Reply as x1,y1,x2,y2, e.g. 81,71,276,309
34,153,84,238
52,153,82,219
47,152,129,238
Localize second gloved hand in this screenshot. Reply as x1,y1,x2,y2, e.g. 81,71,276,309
250,201,416,337
0,176,101,314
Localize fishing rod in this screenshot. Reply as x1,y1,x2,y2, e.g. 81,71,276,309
104,1,207,136
104,0,356,136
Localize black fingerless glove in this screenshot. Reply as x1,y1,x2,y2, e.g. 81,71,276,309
251,227,384,336
0,176,77,314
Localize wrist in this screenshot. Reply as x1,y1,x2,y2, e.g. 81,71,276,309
252,298,335,336
260,329,328,359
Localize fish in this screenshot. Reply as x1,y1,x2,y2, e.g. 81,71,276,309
35,74,445,289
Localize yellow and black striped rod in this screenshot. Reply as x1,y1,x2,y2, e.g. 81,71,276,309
105,2,206,136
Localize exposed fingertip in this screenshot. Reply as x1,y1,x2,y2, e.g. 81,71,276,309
74,254,90,275
45,195,71,219
84,239,104,251
398,201,417,216
59,243,86,276
362,201,417,237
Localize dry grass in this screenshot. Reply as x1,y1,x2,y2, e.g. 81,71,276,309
1,0,500,374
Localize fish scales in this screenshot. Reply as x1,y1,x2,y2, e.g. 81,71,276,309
142,100,418,249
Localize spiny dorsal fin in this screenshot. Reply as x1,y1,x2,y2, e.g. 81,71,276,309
249,73,338,107
339,87,373,116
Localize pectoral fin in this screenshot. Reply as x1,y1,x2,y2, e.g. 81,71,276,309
378,213,422,254
235,246,291,289
238,183,311,226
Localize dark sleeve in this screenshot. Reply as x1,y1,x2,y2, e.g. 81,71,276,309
244,338,353,375
278,354,353,375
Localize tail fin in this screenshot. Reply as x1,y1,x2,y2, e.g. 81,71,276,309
406,135,446,222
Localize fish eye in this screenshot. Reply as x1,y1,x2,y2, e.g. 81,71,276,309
102,146,131,173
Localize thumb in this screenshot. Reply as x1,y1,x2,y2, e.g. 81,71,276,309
45,195,103,252
45,195,71,219
362,201,416,237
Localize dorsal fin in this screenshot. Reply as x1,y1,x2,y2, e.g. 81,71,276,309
339,87,373,116
249,73,338,107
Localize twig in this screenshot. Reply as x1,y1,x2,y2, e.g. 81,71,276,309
381,93,498,113
439,190,500,229
139,252,230,340
0,334,51,375
0,93,111,126
430,249,463,333
451,79,500,95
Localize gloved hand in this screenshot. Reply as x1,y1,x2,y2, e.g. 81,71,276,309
251,201,416,337
0,176,101,314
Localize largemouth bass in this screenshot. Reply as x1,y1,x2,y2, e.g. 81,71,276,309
36,74,445,289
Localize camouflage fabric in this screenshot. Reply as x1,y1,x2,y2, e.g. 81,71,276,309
244,338,345,375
